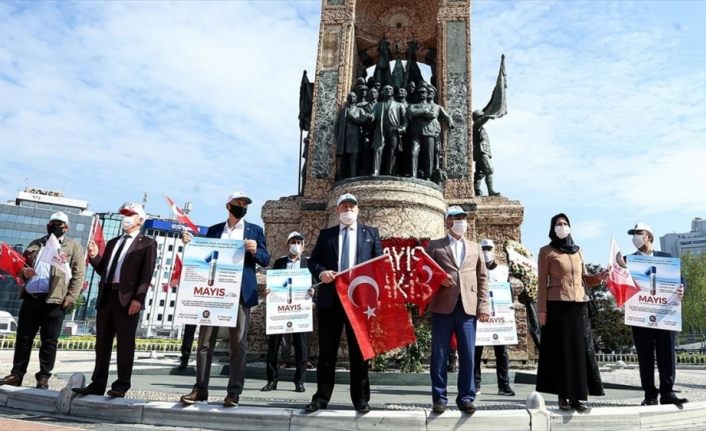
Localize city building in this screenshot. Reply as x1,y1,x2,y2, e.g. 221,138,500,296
0,188,93,316
660,217,706,257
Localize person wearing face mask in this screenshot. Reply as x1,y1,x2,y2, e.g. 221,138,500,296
179,191,270,408
473,238,515,397
0,212,85,390
72,203,156,398
425,206,490,414
627,222,687,406
304,193,383,413
535,213,606,412
262,231,310,393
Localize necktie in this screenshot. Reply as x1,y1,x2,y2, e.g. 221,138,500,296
106,235,129,284
340,227,350,271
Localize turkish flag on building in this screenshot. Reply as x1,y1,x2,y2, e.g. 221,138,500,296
164,254,182,292
163,194,199,233
407,249,447,313
607,237,640,307
0,242,26,280
335,254,416,361
87,216,106,264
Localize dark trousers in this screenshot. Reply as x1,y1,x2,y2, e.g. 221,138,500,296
193,304,250,396
180,324,197,360
418,136,435,180
266,332,308,383
632,326,677,398
312,300,369,407
11,296,65,380
381,131,400,175
474,344,510,389
91,290,140,392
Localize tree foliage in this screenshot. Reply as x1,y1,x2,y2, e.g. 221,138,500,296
681,252,706,334
586,263,633,353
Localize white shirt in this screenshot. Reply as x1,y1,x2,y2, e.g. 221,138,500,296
25,243,53,294
286,258,301,270
338,222,357,271
221,219,245,240
448,234,465,266
637,249,654,256
106,232,137,283
487,263,509,283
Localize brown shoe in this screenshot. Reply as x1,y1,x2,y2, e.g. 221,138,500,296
223,393,239,407
180,390,208,405
36,376,49,390
0,374,22,387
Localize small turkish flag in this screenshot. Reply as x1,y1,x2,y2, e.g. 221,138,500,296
407,249,447,313
87,216,106,264
163,194,200,233
335,254,416,360
607,237,640,307
166,254,183,292
0,242,26,279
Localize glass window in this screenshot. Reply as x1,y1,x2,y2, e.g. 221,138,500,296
169,300,175,307
171,287,176,294
157,314,163,321
178,246,183,253
159,300,165,307
168,245,173,252
167,315,173,322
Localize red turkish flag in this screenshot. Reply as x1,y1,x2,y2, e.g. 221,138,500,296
407,249,447,313
607,237,640,307
0,242,26,280
335,254,416,360
165,254,182,292
163,194,200,233
87,216,106,264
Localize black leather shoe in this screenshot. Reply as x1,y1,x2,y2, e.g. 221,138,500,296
355,403,371,413
223,393,239,407
571,399,588,412
0,374,22,387
432,402,446,413
36,376,49,390
72,384,105,396
497,386,515,396
641,397,658,406
177,357,189,370
304,400,328,413
294,382,305,393
558,398,572,411
180,390,208,405
458,400,476,414
660,394,688,405
261,381,278,391
107,389,126,398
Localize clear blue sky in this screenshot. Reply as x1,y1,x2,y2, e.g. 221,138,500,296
1,1,705,265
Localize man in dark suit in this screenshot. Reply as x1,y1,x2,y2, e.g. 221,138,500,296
262,231,310,393
426,206,489,414
628,222,687,406
74,203,157,398
305,193,383,413
180,191,269,407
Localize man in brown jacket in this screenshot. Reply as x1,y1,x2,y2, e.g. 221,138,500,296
426,206,489,414
0,212,85,389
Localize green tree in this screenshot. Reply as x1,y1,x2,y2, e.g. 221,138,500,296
586,263,633,353
681,252,706,334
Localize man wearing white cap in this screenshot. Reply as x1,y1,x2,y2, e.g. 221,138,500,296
74,202,156,398
426,205,489,414
0,212,85,390
628,222,687,406
305,193,383,413
179,191,270,407
262,231,310,393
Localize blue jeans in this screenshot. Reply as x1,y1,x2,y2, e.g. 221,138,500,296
430,301,477,405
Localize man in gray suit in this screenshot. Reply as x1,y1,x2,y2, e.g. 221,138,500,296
371,84,407,176
426,206,489,414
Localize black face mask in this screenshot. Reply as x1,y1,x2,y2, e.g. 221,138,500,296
229,205,247,219
47,223,65,238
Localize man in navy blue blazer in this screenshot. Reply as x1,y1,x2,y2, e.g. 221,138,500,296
180,191,270,408
305,193,383,413
627,222,686,406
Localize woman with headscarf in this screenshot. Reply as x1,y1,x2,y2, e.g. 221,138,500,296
535,213,606,412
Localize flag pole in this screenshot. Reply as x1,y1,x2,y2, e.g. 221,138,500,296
310,254,393,289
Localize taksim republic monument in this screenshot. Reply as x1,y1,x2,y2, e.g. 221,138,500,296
261,0,529,360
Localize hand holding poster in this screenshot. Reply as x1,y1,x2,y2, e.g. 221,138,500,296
265,269,314,335
174,237,245,327
624,255,682,331
475,281,518,346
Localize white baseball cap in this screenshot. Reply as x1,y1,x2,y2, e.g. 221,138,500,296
480,239,495,249
446,205,467,218
336,193,358,206
49,211,69,225
226,191,252,205
119,202,147,220
287,231,305,242
627,222,653,236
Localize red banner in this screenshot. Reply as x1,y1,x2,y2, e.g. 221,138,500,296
0,242,26,282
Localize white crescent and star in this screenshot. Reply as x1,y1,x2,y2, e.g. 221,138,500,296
422,265,433,283
348,275,380,319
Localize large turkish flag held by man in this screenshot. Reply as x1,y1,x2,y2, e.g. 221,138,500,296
336,254,416,360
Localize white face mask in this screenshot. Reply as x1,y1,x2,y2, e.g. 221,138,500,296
554,225,571,239
339,210,357,226
632,234,646,249
289,243,303,256
450,220,467,237
483,251,494,263
122,216,137,231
